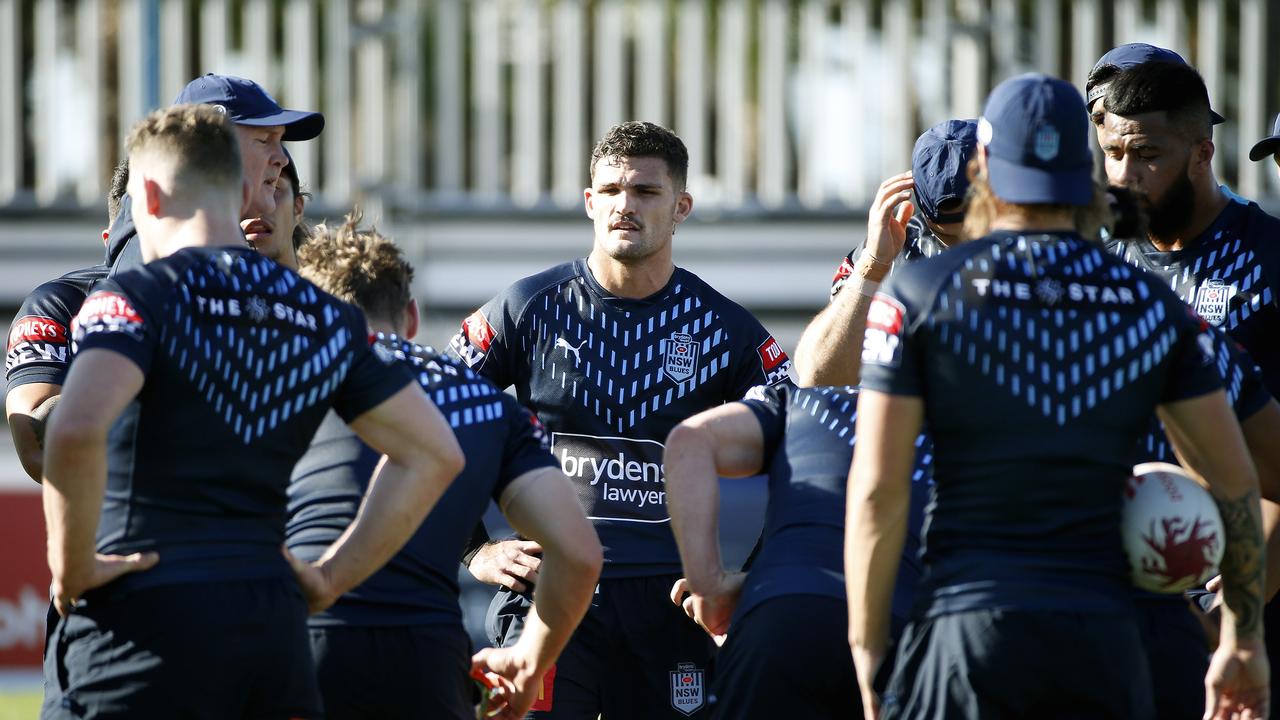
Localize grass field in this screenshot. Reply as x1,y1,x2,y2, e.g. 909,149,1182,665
0,692,40,720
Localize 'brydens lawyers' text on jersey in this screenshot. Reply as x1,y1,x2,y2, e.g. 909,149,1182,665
861,232,1221,617
72,246,412,592
6,264,108,393
287,336,557,627
1107,198,1280,398
737,384,932,630
448,259,792,577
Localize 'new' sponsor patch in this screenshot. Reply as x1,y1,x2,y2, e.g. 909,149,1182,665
863,294,905,368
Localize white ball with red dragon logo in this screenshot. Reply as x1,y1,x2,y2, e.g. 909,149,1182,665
1122,462,1224,594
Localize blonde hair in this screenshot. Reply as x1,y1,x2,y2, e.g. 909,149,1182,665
125,104,241,200
297,209,415,323
961,158,1111,242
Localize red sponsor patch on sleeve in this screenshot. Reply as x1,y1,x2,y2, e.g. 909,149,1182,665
7,316,67,350
530,664,556,711
72,291,146,344
756,336,788,372
862,293,906,368
462,310,496,353
830,256,856,297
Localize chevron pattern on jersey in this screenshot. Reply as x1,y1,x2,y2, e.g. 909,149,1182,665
521,280,733,433
375,335,506,429
1113,232,1274,331
1139,329,1247,463
936,238,1180,427
166,252,355,444
791,386,935,483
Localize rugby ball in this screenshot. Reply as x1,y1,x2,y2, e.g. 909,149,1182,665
1122,462,1224,594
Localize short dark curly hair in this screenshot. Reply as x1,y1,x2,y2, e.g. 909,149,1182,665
297,209,414,325
590,121,689,190
107,160,130,226
1104,61,1212,142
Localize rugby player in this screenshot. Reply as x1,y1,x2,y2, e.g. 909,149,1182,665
288,213,601,720
1084,43,1227,128
664,384,931,719
40,105,463,719
5,161,128,483
848,74,1267,719
449,120,792,718
244,147,309,270
1096,61,1280,397
792,119,977,386
105,72,322,275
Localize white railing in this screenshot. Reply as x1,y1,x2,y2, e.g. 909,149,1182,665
0,0,1276,217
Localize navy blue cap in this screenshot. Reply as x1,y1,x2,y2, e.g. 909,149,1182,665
1248,113,1280,161
978,74,1093,206
1086,43,1225,124
912,119,978,224
174,74,324,141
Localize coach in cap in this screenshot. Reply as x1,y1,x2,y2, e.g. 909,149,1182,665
106,73,324,275
794,118,978,386
847,73,1266,720
1250,114,1280,180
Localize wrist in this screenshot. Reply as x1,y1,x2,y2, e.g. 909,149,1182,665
854,251,892,282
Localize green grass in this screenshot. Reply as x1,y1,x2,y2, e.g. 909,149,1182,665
0,691,41,720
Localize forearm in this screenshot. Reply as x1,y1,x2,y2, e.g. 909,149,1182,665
665,428,724,593
1216,486,1267,643
1262,499,1280,601
518,551,597,675
42,429,107,590
317,456,451,597
8,389,60,482
844,479,909,672
793,256,890,387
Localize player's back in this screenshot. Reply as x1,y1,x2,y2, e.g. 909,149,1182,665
74,246,409,592
864,231,1220,616
736,384,931,629
288,337,555,627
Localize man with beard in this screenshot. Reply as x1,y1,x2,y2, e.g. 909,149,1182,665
449,121,792,719
1096,61,1280,398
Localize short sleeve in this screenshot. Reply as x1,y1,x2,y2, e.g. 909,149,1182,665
1161,305,1225,404
332,314,417,422
858,281,924,397
738,384,790,469
71,282,158,375
1224,339,1271,421
727,319,794,398
495,396,559,500
447,297,516,389
6,291,77,390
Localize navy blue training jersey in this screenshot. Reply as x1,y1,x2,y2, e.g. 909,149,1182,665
448,258,793,577
830,216,948,299
1108,198,1280,398
735,384,932,628
860,231,1222,617
1135,328,1272,464
287,336,558,627
105,194,145,276
5,264,108,393
71,246,412,592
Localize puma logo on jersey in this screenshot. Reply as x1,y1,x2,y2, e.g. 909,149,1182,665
555,337,586,363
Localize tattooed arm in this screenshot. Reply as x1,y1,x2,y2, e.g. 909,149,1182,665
1159,390,1268,719
6,383,61,483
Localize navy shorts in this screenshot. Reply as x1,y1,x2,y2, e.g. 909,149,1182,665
882,609,1154,720
709,595,859,720
1135,595,1208,720
309,622,473,720
41,578,320,720
487,573,716,719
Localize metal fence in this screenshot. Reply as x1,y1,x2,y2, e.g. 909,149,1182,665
0,0,1277,218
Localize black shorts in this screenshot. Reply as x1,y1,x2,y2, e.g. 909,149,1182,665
308,622,473,720
882,609,1154,720
41,578,320,720
1135,596,1208,720
487,574,716,719
710,595,860,720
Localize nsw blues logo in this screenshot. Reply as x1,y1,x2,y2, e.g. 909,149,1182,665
663,332,699,383
1193,278,1237,327
670,662,705,715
